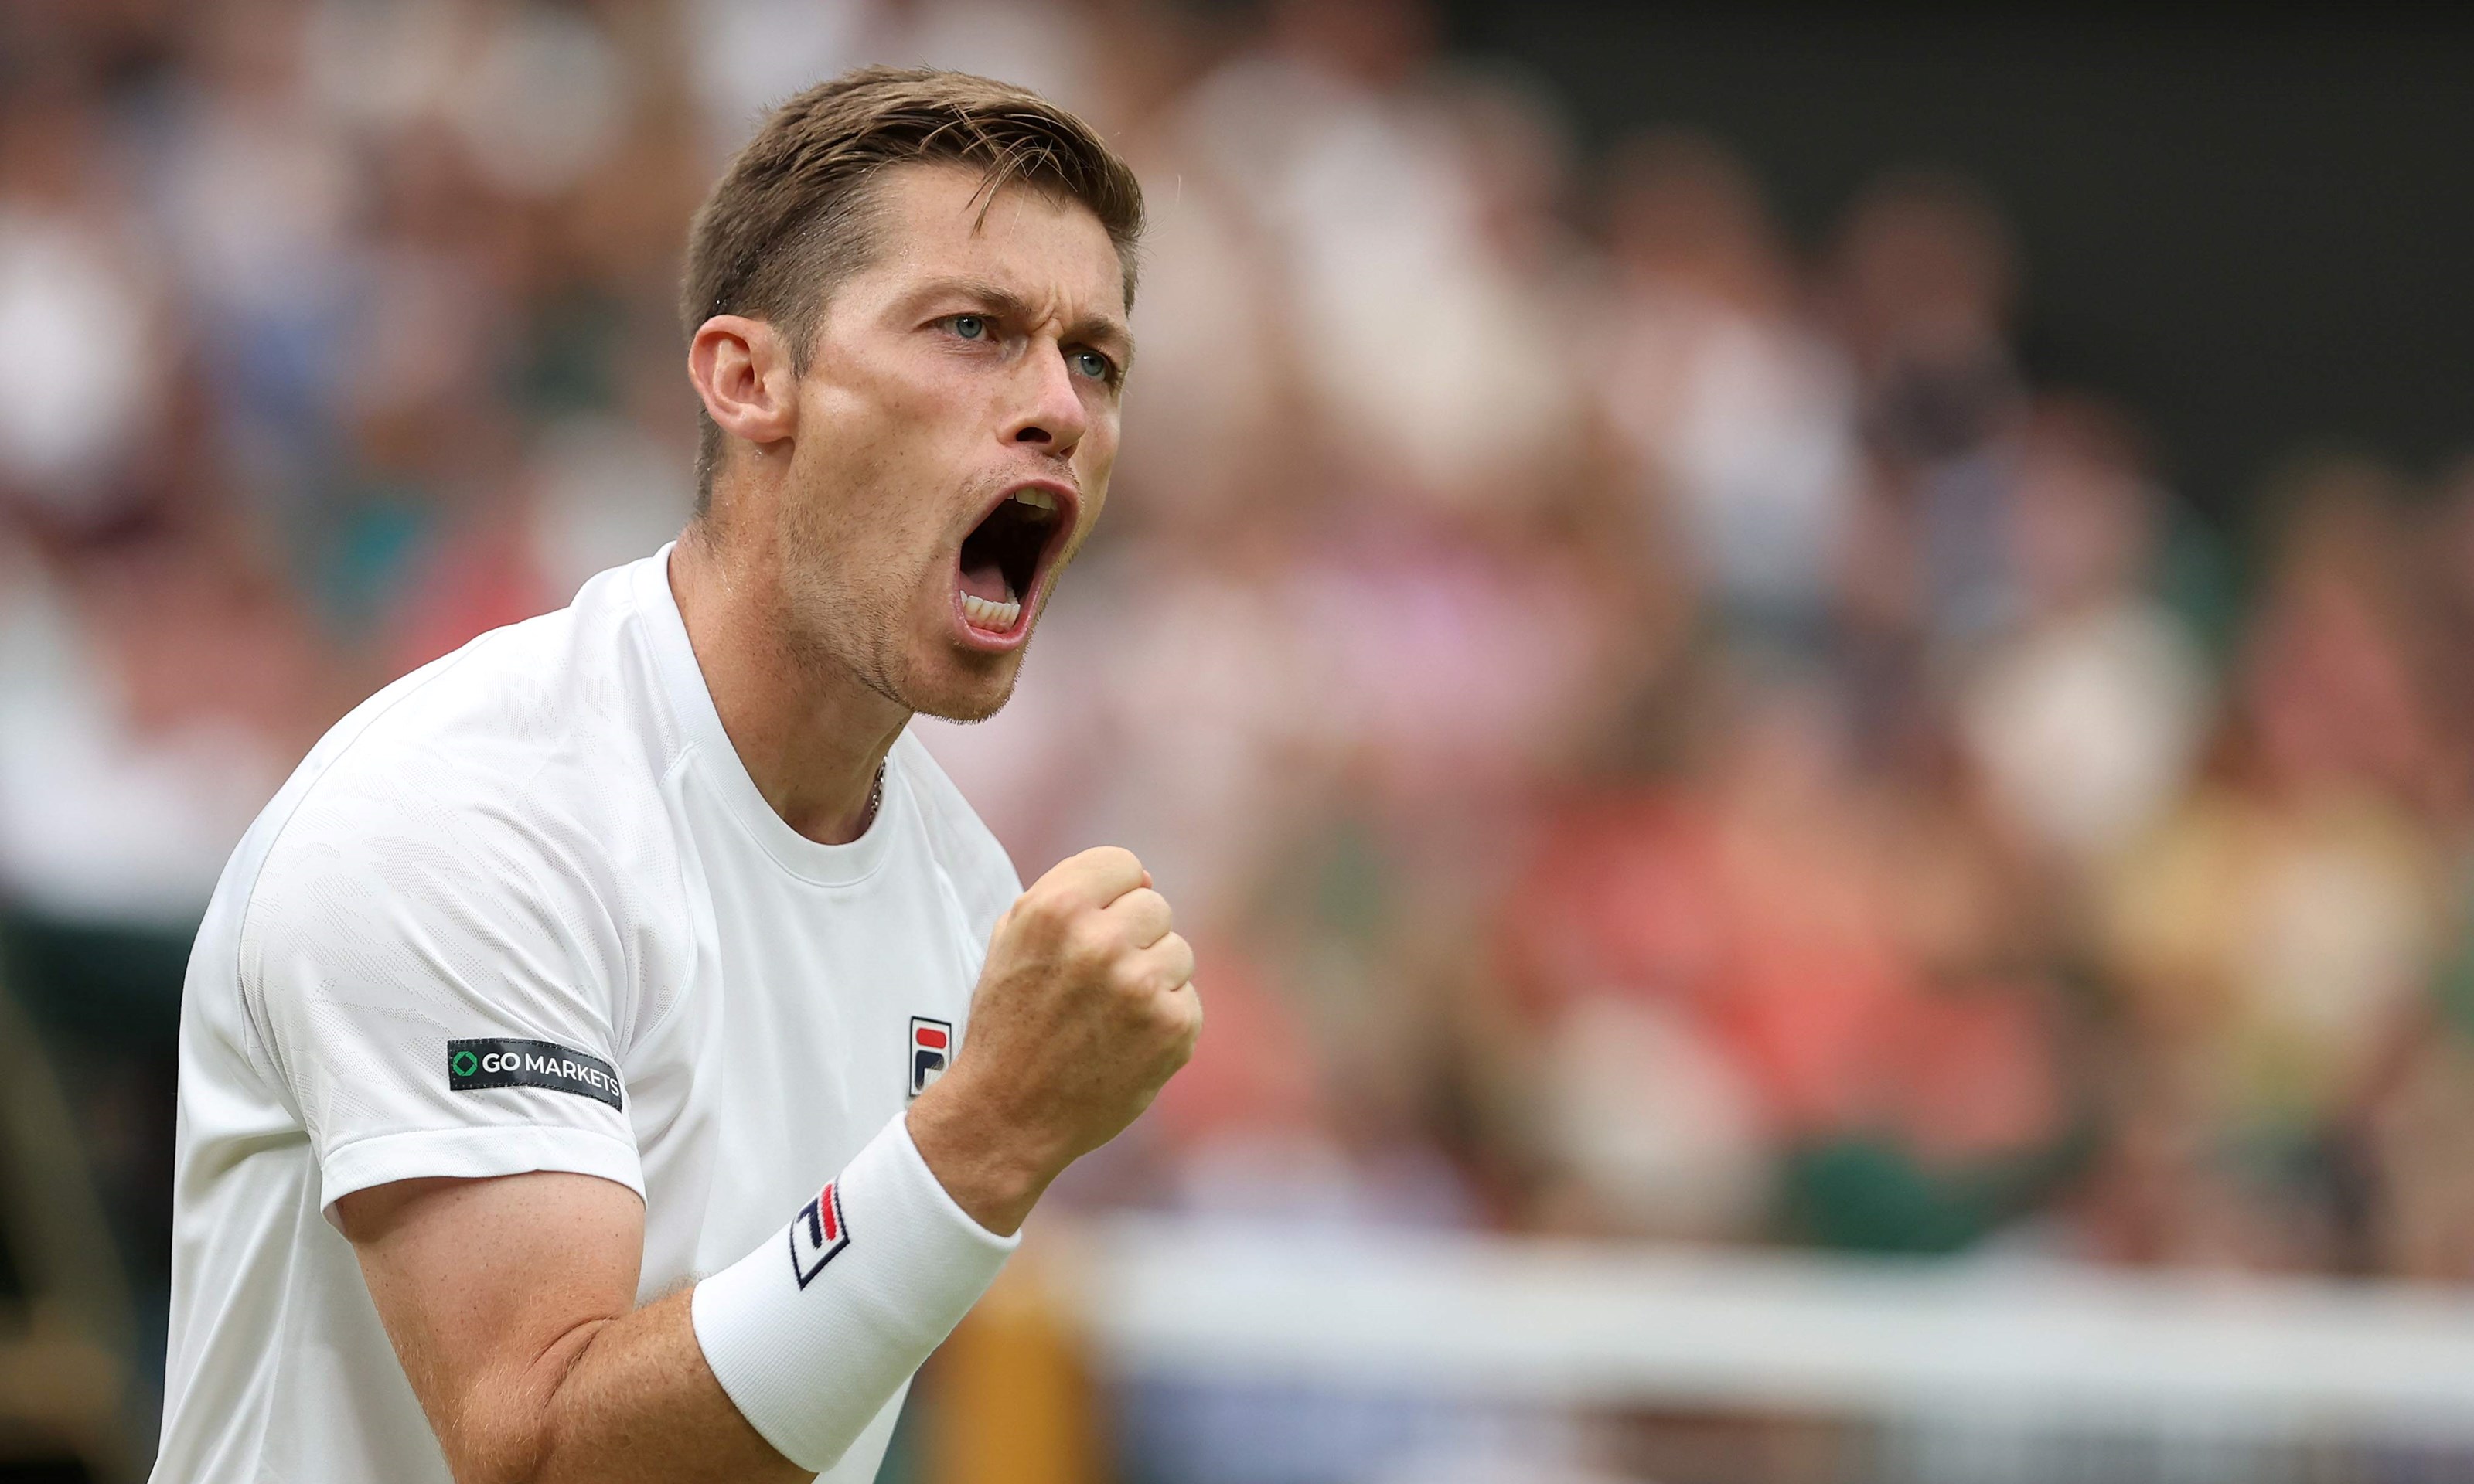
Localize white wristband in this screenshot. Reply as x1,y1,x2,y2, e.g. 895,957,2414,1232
691,1111,1019,1472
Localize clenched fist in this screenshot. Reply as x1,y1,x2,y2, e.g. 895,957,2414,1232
906,846,1200,1234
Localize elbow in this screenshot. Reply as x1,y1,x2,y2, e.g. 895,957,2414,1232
441,1322,617,1484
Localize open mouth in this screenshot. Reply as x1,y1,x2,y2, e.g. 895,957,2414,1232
956,485,1068,636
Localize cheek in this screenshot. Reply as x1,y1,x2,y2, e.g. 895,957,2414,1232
1077,477,1111,536
792,390,958,547
1075,413,1120,489
797,335,966,463
1063,431,1115,543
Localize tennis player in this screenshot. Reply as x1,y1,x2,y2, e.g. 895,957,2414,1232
150,67,1194,1484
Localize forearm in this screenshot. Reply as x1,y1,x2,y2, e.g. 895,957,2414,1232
355,1115,1014,1484
353,1203,801,1484
510,1293,804,1484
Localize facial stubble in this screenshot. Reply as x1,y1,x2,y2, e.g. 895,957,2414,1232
771,473,1033,726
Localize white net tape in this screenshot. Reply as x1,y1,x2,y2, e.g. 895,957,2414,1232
1055,1217,2474,1483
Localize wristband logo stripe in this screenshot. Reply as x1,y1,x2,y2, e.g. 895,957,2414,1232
789,1180,850,1288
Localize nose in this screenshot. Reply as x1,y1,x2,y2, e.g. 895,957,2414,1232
1000,344,1089,458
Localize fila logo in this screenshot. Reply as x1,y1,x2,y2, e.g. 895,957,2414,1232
910,1016,952,1098
788,1180,850,1288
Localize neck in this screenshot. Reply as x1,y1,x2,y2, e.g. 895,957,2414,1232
667,519,910,846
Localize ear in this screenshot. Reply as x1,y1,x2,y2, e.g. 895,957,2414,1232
688,314,799,451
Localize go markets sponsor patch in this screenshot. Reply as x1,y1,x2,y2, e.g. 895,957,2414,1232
448,1038,624,1111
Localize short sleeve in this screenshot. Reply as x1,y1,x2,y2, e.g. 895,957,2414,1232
240,761,648,1224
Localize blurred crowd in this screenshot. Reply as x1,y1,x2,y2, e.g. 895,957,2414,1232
9,2,2474,1401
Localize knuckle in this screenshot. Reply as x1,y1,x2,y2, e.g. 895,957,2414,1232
1165,1013,1201,1066
1149,997,1187,1037
1087,844,1143,877
1116,954,1164,999
1064,914,1116,966
1017,889,1072,934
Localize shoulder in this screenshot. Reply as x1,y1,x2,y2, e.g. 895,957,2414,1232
890,730,1021,932
237,566,688,1009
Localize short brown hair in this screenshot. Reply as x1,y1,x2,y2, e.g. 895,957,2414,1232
679,66,1146,509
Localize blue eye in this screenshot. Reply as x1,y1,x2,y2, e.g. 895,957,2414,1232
951,315,986,340
1072,350,1113,381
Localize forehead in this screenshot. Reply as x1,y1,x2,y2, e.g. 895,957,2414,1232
851,162,1128,316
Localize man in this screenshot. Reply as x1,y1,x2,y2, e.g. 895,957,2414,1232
151,68,1198,1484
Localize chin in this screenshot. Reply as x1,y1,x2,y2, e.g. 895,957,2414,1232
901,651,1024,724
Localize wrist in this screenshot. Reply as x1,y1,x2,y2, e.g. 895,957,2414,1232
692,1111,1017,1472
903,1081,1064,1237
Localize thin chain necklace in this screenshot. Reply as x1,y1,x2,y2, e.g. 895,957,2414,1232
860,762,884,832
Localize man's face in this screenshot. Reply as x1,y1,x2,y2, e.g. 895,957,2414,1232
765,162,1130,722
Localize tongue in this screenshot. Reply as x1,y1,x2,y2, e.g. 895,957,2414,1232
958,556,1014,604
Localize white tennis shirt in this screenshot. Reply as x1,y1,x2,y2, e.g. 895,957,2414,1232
152,548,1021,1483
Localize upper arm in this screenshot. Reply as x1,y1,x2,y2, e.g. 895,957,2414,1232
339,1171,649,1482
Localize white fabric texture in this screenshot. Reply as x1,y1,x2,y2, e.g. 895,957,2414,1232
153,548,1021,1484
693,1111,1017,1472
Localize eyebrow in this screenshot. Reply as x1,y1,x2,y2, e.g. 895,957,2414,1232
915,276,1136,369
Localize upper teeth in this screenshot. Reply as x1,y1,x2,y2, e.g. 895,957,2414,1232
1010,488,1058,512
